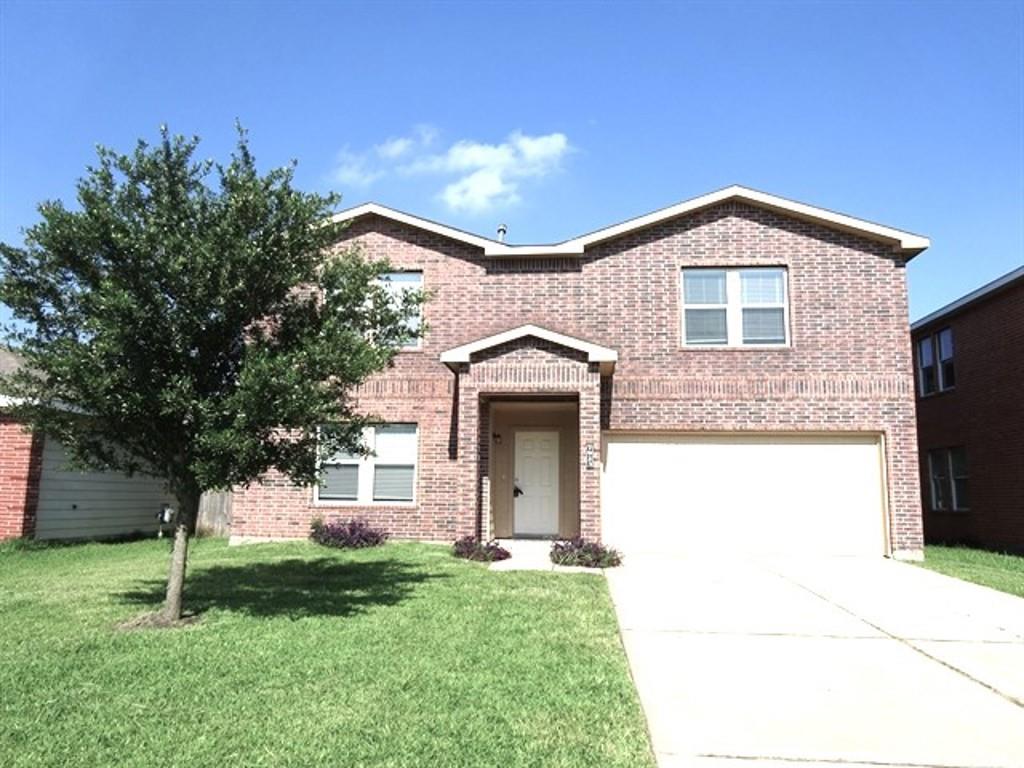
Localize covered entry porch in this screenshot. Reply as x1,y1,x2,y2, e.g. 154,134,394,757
487,397,581,539
442,324,614,542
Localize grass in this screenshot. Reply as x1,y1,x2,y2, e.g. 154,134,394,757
0,538,654,768
919,545,1024,598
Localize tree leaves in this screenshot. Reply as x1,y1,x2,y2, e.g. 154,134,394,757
0,125,423,501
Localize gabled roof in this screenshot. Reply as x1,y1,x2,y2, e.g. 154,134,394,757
333,185,930,258
0,349,24,409
911,265,1024,331
440,324,617,374
0,347,24,375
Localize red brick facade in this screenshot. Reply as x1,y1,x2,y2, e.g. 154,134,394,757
0,416,43,540
233,201,924,555
913,275,1024,553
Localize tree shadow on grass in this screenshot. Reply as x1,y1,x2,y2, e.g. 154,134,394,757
118,556,446,620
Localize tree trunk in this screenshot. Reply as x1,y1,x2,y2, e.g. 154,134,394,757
160,491,201,622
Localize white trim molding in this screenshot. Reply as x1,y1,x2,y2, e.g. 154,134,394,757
911,265,1024,330
333,185,930,258
440,324,618,374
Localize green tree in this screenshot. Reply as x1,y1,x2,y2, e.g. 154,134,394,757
0,126,423,623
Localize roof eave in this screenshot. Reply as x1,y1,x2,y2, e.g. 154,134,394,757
911,265,1024,330
439,324,618,372
332,186,930,259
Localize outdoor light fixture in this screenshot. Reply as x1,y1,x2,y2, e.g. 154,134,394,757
156,504,175,538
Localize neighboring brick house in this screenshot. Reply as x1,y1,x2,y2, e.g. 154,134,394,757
233,185,930,560
911,265,1024,554
0,349,43,539
0,349,173,541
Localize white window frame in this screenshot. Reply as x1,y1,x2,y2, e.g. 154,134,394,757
937,327,955,391
378,271,423,350
916,327,955,397
680,267,790,348
315,423,418,506
927,446,969,512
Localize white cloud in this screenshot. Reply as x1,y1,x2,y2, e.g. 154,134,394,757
442,168,520,214
329,127,571,214
331,149,383,187
375,137,414,160
406,131,571,213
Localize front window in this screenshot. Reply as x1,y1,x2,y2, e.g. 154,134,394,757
319,423,418,503
378,271,423,349
917,337,937,395
928,447,968,511
917,328,954,396
937,328,955,389
682,267,789,347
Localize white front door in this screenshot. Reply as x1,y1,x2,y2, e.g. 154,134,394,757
514,430,560,536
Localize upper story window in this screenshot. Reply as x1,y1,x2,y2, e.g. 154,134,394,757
927,446,968,512
681,267,789,347
318,423,418,504
916,327,954,396
378,271,423,349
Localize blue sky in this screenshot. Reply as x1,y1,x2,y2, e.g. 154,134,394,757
1,1,1021,322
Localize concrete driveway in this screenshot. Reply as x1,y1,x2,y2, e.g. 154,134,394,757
607,555,1024,768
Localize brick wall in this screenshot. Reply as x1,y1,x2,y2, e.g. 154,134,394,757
234,201,923,554
0,416,43,540
913,279,1024,553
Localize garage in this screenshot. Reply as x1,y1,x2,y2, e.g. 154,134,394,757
34,437,173,540
601,433,887,557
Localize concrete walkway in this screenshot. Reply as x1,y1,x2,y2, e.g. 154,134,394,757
607,554,1024,768
488,538,600,573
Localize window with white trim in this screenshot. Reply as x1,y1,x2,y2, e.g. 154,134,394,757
681,267,789,346
916,327,955,396
928,446,968,512
378,271,422,349
318,423,418,503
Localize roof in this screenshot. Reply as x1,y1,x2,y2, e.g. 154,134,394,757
440,324,618,374
0,349,25,409
911,264,1024,331
0,348,24,376
333,184,930,258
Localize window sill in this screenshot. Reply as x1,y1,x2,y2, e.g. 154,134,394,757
917,386,957,400
313,499,418,508
679,344,792,350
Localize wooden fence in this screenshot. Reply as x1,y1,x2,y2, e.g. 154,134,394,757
197,491,233,537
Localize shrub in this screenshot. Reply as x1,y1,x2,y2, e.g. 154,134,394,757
550,537,622,568
310,518,389,549
452,535,511,562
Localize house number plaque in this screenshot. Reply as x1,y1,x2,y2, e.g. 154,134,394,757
584,443,595,470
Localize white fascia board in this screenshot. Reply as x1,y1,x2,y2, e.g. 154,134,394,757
440,324,618,364
911,265,1024,330
556,186,930,256
334,186,930,258
331,203,498,251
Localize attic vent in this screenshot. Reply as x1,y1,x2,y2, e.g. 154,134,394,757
496,223,507,243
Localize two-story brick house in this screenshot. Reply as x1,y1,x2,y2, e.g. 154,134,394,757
912,265,1024,554
232,186,929,560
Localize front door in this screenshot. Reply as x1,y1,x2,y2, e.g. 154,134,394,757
513,430,560,536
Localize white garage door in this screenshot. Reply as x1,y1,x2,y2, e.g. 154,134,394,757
601,434,887,557
35,437,173,540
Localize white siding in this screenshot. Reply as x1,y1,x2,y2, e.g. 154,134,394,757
35,437,173,540
601,433,887,558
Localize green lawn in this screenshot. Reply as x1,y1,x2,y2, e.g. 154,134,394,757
920,545,1024,598
0,539,654,768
